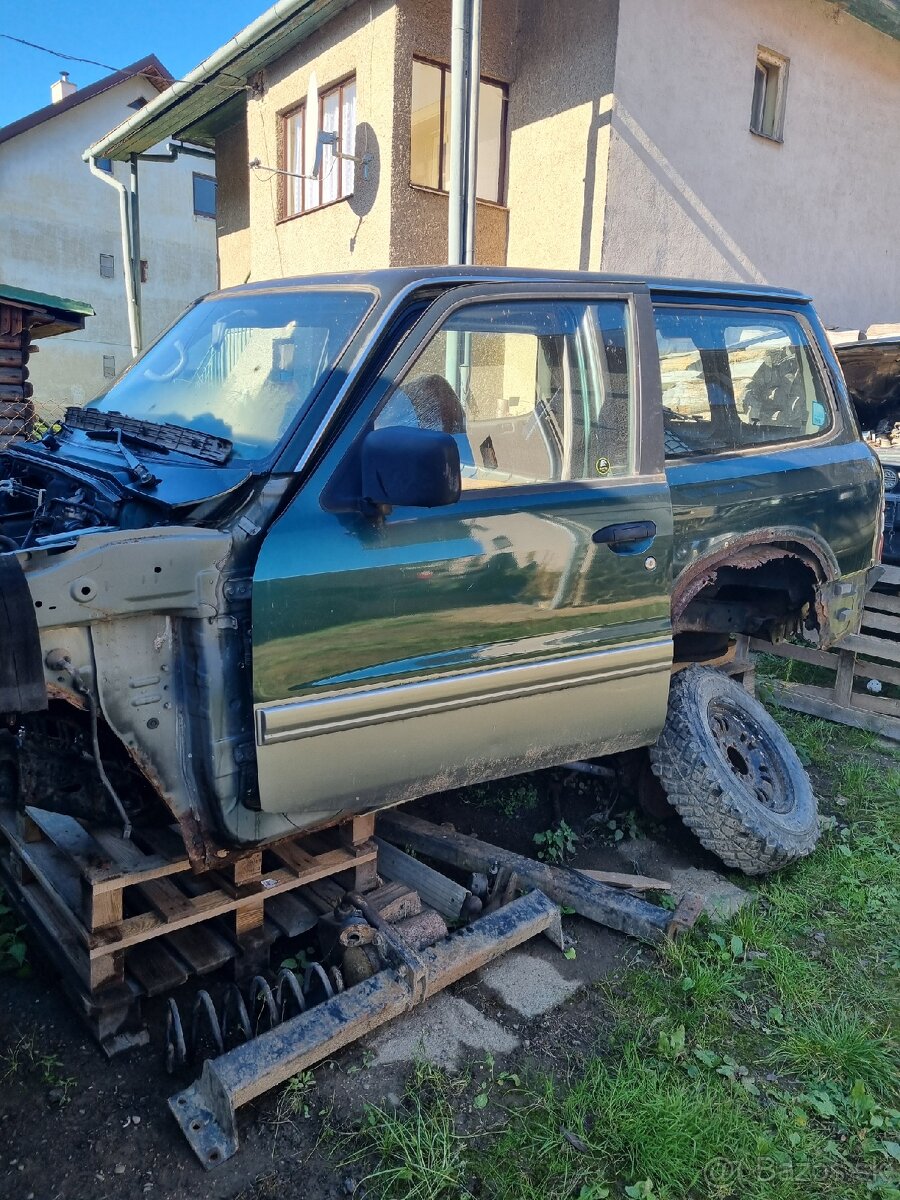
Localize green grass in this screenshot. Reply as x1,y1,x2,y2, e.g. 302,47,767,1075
338,710,900,1199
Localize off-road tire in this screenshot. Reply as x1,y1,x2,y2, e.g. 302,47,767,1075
649,667,819,875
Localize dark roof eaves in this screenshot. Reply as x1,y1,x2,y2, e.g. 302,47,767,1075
0,54,173,149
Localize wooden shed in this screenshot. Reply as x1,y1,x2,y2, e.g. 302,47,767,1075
0,286,94,449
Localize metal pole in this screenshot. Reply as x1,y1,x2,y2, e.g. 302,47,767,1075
464,0,482,265
129,155,143,355
448,0,469,266
88,158,141,358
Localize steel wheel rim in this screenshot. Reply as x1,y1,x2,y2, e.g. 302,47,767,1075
706,699,792,814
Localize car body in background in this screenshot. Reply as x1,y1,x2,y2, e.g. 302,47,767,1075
834,335,900,564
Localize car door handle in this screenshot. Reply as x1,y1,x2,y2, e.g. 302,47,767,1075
592,520,657,546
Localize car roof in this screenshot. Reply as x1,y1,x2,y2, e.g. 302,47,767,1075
835,336,900,354
209,266,811,305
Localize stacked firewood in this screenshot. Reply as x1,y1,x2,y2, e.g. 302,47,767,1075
0,303,36,451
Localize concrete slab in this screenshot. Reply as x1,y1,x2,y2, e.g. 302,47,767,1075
670,867,752,922
369,993,519,1069
479,951,582,1017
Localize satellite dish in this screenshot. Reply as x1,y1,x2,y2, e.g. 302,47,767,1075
304,71,319,181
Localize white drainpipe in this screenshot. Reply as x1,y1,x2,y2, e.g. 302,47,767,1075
88,157,141,359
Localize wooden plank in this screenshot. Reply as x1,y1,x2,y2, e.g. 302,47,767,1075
23,808,125,889
233,849,265,940
364,881,422,922
164,925,235,975
375,836,476,920
300,878,345,913
877,563,900,588
580,869,671,891
0,852,99,992
88,845,375,959
775,679,900,719
232,851,262,888
339,813,376,847
837,633,900,663
127,940,189,996
86,887,123,932
136,877,197,922
860,609,900,636
133,825,192,864
748,638,838,670
0,809,82,926
78,824,190,889
265,891,320,939
270,839,325,875
865,591,900,616
750,634,900,688
850,657,900,689
767,680,900,741
834,647,857,708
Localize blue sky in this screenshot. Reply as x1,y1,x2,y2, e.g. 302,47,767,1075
0,0,266,126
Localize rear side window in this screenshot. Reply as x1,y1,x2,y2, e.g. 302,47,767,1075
655,306,833,458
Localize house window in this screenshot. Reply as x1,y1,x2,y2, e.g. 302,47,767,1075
128,97,147,111
410,58,507,204
103,355,116,379
96,157,113,173
282,75,358,218
193,173,217,218
750,47,788,141
99,253,115,278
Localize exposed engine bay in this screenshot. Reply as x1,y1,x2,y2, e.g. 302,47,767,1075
0,453,125,548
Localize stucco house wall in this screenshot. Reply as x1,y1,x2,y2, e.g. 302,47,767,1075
207,0,897,330
241,0,398,283
388,0,516,266
505,0,618,272
215,113,252,288
0,74,217,411
602,0,900,328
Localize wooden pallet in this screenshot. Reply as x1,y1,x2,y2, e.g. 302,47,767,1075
740,563,900,741
0,806,377,1053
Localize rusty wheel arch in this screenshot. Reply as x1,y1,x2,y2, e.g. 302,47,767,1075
672,530,838,631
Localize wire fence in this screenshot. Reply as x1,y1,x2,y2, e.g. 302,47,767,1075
0,400,67,452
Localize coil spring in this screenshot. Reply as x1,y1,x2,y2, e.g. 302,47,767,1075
165,963,344,1073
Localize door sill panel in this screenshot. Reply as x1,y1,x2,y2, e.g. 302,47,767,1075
255,639,673,816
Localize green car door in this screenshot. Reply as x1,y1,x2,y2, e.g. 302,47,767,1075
251,283,675,824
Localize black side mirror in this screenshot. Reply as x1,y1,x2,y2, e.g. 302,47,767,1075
361,426,461,510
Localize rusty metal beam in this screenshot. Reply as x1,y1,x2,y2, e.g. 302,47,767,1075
168,888,561,1166
378,810,682,944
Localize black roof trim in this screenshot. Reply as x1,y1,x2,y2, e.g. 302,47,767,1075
211,266,812,304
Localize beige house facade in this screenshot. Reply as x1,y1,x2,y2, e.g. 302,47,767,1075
88,0,900,330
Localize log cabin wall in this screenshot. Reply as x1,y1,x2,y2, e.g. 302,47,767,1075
0,303,37,449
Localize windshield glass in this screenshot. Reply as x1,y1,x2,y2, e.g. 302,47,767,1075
89,289,374,461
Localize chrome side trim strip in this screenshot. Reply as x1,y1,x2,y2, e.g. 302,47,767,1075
256,638,672,747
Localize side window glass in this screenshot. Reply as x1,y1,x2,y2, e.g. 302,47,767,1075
375,298,634,489
655,306,832,458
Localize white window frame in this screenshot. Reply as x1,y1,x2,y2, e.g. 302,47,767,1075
750,46,789,143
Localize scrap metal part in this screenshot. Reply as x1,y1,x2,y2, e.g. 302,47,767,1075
377,810,697,944
169,888,561,1167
